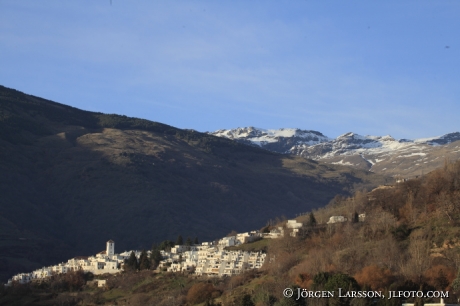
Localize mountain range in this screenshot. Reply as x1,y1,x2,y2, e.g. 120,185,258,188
0,85,387,282
211,127,460,178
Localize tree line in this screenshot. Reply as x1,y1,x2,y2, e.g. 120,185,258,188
123,235,199,271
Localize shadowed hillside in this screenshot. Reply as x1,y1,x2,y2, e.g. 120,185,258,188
0,85,388,282
3,161,460,305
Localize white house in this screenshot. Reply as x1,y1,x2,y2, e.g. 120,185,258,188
218,236,237,247
327,216,347,224
286,220,303,237
264,227,284,238
236,231,261,244
286,220,302,229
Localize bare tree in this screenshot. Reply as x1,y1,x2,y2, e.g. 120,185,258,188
400,230,432,284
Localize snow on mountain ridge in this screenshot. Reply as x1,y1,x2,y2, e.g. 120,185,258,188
210,127,460,177
214,127,329,139
211,128,460,154
414,132,460,146
209,128,460,177
210,127,331,148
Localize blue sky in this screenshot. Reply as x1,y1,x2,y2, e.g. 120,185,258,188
1,1,459,139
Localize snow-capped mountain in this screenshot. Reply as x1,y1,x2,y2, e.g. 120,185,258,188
212,127,331,153
210,128,460,178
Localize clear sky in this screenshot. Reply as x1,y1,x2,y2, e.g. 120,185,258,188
1,1,458,139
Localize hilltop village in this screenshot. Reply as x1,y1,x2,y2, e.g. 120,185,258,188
5,213,370,288
6,219,306,286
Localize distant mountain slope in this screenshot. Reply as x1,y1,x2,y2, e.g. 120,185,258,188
210,127,460,178
0,85,387,282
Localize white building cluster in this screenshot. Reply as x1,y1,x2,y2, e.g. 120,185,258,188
6,229,272,285
7,240,133,285
6,221,318,286
261,219,303,238
159,232,266,277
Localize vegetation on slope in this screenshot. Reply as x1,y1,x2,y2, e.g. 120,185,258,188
2,160,460,305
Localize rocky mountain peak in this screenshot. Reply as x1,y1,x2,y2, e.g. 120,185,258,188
210,127,460,178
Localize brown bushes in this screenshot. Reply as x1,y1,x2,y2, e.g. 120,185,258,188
424,265,455,290
354,265,394,291
186,282,220,305
48,270,86,292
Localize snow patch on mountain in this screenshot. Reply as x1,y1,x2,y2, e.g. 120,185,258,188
397,152,427,158
330,160,354,166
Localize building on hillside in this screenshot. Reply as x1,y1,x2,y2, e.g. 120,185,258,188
106,240,115,257
158,234,267,277
6,240,124,286
96,251,107,258
263,227,284,238
286,220,303,237
286,220,302,229
327,216,347,224
7,230,268,286
236,231,262,244
171,245,187,254
219,236,237,247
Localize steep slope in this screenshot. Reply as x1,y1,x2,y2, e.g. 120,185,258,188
211,128,460,178
0,86,387,281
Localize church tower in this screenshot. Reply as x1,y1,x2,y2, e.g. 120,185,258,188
106,240,115,257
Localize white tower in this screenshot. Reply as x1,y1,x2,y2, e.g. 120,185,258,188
106,240,115,257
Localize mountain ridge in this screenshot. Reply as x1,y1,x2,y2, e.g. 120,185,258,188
210,127,460,177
